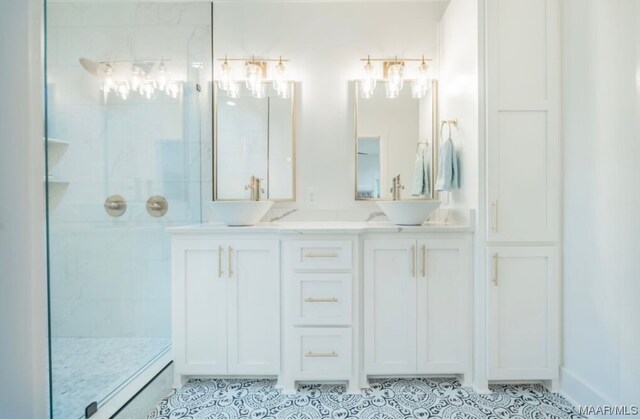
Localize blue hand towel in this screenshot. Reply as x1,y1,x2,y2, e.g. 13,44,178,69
411,143,431,196
435,138,459,191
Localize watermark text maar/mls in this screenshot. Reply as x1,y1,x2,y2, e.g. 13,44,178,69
577,405,639,416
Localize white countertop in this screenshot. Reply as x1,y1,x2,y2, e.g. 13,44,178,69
168,220,474,235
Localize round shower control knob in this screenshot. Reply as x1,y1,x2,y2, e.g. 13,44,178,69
104,195,127,217
146,195,168,217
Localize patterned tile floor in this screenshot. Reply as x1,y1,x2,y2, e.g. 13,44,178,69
51,337,170,419
147,378,586,419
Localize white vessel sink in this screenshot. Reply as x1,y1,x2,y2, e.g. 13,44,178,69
211,200,273,226
376,200,441,226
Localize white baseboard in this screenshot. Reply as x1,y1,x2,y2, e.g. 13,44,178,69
559,367,614,418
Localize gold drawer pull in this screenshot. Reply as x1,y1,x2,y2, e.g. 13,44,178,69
304,252,339,258
304,297,338,303
305,351,338,358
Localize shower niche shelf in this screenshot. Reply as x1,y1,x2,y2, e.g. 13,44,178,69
45,138,70,210
47,138,69,168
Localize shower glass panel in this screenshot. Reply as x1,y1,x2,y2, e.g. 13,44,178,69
45,3,212,418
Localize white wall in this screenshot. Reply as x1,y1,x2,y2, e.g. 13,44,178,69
562,0,640,408
0,0,49,417
437,0,478,210
213,1,447,214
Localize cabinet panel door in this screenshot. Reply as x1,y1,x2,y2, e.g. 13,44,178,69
364,239,417,374
487,247,559,380
227,240,280,375
486,0,560,242
174,240,227,375
417,239,471,374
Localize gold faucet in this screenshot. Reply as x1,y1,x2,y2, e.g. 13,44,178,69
390,174,405,200
244,176,264,201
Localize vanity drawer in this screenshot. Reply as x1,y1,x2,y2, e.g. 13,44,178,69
292,328,352,380
292,273,352,326
291,241,352,271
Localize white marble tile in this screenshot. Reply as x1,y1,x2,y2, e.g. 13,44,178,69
81,3,138,27
47,3,83,28
158,3,211,27
133,3,159,26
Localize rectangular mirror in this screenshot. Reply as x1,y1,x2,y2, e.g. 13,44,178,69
355,80,438,200
214,82,295,201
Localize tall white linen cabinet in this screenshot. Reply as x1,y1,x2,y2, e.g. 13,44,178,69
480,0,561,390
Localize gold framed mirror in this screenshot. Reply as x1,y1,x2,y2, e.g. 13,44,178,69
354,79,438,201
214,82,296,201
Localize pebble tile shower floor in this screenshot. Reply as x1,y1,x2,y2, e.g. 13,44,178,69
147,378,585,419
51,337,170,419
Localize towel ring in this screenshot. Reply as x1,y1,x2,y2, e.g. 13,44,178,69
440,119,458,140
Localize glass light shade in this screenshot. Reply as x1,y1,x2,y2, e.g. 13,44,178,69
360,60,377,98
157,61,168,91
386,63,404,88
411,60,431,98
359,79,375,99
417,61,430,85
410,81,426,99
227,81,240,98
101,64,115,93
385,81,401,99
116,81,130,100
130,66,142,91
167,82,181,99
385,62,404,99
276,81,290,99
142,79,155,99
245,62,263,94
218,60,232,91
251,82,266,99
273,61,289,98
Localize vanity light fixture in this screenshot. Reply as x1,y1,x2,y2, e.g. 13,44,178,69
216,55,291,99
85,58,184,102
359,55,433,99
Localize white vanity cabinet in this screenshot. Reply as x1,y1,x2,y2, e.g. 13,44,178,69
171,236,280,385
283,238,358,391
170,223,475,391
486,247,559,380
364,236,473,380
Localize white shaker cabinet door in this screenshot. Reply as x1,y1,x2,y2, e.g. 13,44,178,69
173,240,228,375
416,239,471,375
486,0,560,242
227,240,280,375
364,239,417,375
486,246,559,380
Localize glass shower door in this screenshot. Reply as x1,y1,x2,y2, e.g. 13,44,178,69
45,3,212,418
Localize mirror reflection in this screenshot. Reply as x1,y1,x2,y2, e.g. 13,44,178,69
355,80,437,200
215,82,295,201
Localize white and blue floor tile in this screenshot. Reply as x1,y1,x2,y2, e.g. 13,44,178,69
147,378,586,418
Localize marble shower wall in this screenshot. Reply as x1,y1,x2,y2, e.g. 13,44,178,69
46,2,212,338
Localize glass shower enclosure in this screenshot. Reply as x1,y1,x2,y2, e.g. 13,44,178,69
45,3,212,418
